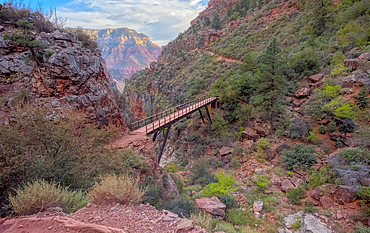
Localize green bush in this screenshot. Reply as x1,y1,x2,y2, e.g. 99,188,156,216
254,175,270,192
338,117,355,134
358,186,370,202
189,159,217,186
319,124,326,134
328,121,336,133
353,222,370,233
202,171,236,197
304,200,318,213
287,117,311,139
219,194,238,209
62,190,90,214
141,176,164,208
45,50,54,57
230,157,241,169
8,179,67,215
335,147,370,164
292,219,301,230
73,27,99,53
308,165,338,188
336,137,343,148
225,208,248,225
283,143,316,171
162,196,195,218
286,186,306,205
306,132,319,143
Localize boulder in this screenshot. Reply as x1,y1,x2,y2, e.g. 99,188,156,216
336,210,344,220
330,132,342,141
219,146,232,156
320,196,335,208
342,137,359,147
239,127,260,142
333,185,358,203
361,179,370,186
243,140,254,150
265,148,277,161
295,87,311,98
281,180,295,192
0,26,4,32
276,144,291,155
292,98,306,107
345,59,360,70
254,123,268,137
290,176,303,187
284,211,332,233
311,186,325,201
253,201,263,213
194,197,226,218
272,177,282,189
176,219,194,232
309,74,324,83
359,52,370,62
341,80,355,89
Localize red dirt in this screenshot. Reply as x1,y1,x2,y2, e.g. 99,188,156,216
0,204,205,233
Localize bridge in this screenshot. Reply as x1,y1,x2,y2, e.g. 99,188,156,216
129,95,219,163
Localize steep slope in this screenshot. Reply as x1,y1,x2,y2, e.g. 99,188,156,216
84,28,161,84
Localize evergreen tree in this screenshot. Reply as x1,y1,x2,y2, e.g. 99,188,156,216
227,5,232,17
311,0,333,35
211,13,221,30
204,16,211,26
356,87,369,109
243,0,250,11
235,1,241,13
257,0,263,9
251,0,257,9
251,38,288,134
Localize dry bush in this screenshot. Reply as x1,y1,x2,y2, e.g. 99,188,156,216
88,174,146,205
8,179,68,215
190,212,214,232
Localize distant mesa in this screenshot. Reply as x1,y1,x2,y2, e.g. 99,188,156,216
84,28,161,84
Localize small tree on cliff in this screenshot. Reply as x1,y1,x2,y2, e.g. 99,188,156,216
243,0,250,11
227,5,232,17
251,38,288,134
211,13,221,30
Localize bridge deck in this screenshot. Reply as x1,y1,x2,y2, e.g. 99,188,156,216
131,96,218,135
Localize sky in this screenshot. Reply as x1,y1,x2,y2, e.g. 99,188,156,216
15,0,210,46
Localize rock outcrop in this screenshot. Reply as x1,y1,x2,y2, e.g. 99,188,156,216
194,196,226,218
0,30,128,132
281,211,332,233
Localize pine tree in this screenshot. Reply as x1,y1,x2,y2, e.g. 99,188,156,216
251,0,257,9
211,13,221,30
235,1,241,13
243,0,250,10
227,5,232,17
204,16,211,26
356,87,369,109
311,0,333,35
251,38,288,134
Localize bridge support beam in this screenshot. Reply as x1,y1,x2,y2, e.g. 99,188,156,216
199,109,205,124
158,125,171,164
205,106,212,124
152,131,158,142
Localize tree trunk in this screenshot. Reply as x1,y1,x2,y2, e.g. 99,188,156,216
270,113,274,135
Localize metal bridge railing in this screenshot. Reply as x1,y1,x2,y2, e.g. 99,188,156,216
131,95,215,134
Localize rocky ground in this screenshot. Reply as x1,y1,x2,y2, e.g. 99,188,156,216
0,204,207,233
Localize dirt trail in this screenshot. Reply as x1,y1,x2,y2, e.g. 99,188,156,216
207,51,242,63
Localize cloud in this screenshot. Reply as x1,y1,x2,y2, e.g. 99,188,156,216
57,0,208,45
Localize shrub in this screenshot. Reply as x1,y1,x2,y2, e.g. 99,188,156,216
219,194,238,209
87,173,146,205
319,124,326,134
353,222,370,233
189,159,217,186
190,212,213,232
304,200,319,213
336,137,343,148
335,147,370,164
286,186,306,205
328,121,336,133
322,97,354,120
62,190,90,214
287,117,311,139
292,220,301,230
338,117,355,134
225,208,248,225
255,138,271,152
308,165,337,188
283,143,316,171
358,186,370,202
163,196,195,218
45,50,54,57
73,27,99,53
8,179,68,215
306,132,319,143
189,144,206,158
254,175,270,192
230,157,241,169
202,171,236,197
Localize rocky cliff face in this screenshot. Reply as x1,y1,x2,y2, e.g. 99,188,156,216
0,29,129,132
84,28,161,83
